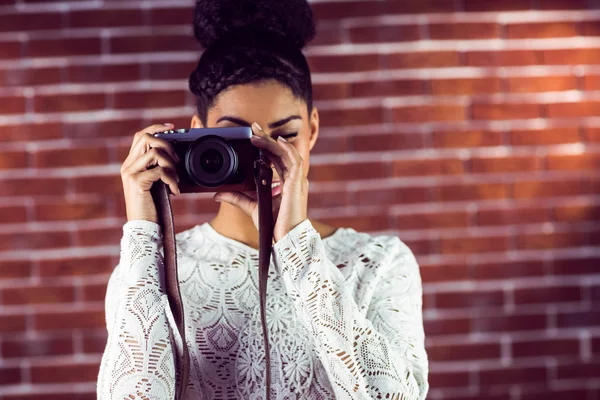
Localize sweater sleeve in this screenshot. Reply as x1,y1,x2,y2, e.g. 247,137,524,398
97,220,182,400
272,220,429,400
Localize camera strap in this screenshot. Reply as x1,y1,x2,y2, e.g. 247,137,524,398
151,151,274,400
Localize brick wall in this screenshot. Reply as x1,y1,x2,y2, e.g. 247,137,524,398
0,0,599,399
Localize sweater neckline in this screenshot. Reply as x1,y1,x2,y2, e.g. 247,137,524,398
198,222,344,255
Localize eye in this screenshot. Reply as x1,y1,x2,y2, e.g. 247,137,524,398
275,132,298,140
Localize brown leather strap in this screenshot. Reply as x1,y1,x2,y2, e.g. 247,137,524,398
151,183,190,400
152,151,274,399
253,152,273,399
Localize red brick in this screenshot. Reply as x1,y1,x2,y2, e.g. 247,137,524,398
349,24,420,43
395,237,437,256
434,130,504,148
554,202,600,222
64,118,144,139
543,48,600,65
351,132,424,151
308,189,350,208
510,127,581,145
67,63,140,83
436,182,508,201
387,0,455,14
83,332,108,354
29,38,101,57
466,50,542,66
0,205,28,224
356,186,430,206
68,9,144,28
472,155,541,173
319,107,385,127
311,136,349,155
2,285,75,305
0,40,21,59
431,78,500,95
0,230,71,251
75,226,122,247
313,82,351,100
0,12,61,32
424,317,470,336
473,313,546,333
587,127,600,142
547,101,600,118
464,0,535,11
312,24,344,46
35,309,105,331
308,54,380,73
113,90,187,109
513,179,582,198
309,161,388,182
393,105,466,122
34,93,105,113
513,338,579,358
83,283,107,302
428,341,501,362
0,95,26,115
540,0,591,9
547,153,600,171
1,66,62,86
429,23,499,40
428,371,470,389
393,158,464,177
388,51,460,69
473,260,546,280
31,362,99,384
419,261,470,283
319,214,390,232
557,311,600,328
581,20,600,36
1,122,64,141
552,256,600,275
480,366,547,386
352,79,424,97
3,391,96,400
34,200,108,221
312,1,386,19
521,389,590,400
472,102,541,120
2,336,74,358
73,174,122,194
0,260,32,279
0,315,27,333
477,206,549,226
110,35,200,54
515,285,581,305
441,235,509,254
395,211,469,230
0,367,21,385
0,177,68,196
506,75,577,92
506,22,577,38
583,74,600,90
148,7,193,26
435,289,504,309
38,256,115,277
517,231,588,250
33,146,109,168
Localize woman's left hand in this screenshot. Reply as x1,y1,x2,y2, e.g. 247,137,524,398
213,122,308,242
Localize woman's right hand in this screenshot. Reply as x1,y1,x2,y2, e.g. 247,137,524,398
121,124,181,224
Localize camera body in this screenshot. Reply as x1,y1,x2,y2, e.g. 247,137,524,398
154,127,258,193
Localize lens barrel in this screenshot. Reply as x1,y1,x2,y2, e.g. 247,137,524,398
185,136,238,187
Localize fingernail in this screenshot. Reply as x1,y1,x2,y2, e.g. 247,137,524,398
252,122,263,132
277,136,287,143
164,123,173,126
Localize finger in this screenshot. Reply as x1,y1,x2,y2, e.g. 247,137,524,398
124,147,178,177
134,166,180,196
123,133,180,171
213,191,258,218
130,123,174,151
250,123,293,176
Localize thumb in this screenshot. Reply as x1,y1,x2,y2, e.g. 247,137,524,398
214,191,258,218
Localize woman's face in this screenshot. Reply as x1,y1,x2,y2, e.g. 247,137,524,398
191,80,319,184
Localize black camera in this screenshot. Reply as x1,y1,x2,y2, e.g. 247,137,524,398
154,127,259,193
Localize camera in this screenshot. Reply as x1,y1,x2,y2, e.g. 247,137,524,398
154,127,259,193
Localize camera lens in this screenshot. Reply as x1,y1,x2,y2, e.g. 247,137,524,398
185,136,238,187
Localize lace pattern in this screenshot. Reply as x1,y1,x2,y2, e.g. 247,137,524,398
97,219,429,399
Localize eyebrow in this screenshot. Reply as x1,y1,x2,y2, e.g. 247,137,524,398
216,115,302,129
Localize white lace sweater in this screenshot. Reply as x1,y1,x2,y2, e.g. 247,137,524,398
96,219,429,400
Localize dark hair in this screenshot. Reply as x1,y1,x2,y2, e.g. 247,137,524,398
189,0,316,125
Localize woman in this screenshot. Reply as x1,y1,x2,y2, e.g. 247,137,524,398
97,0,429,398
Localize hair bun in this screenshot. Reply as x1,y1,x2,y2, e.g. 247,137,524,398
193,0,316,50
